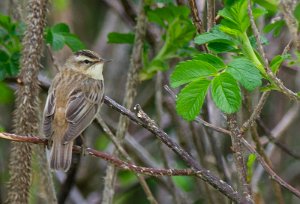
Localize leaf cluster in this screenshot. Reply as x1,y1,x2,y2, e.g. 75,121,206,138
0,14,24,80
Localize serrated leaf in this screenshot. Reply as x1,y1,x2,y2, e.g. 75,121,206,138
218,0,249,33
211,72,241,113
64,33,85,51
227,58,262,91
107,32,135,44
170,60,217,87
192,54,225,70
176,79,210,121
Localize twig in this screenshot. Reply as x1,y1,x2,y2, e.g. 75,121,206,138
250,125,284,204
240,91,270,134
188,0,205,33
207,0,215,31
227,114,253,204
241,138,300,198
280,0,300,50
195,117,231,135
258,119,300,160
132,104,243,203
248,0,298,100
97,116,158,204
155,73,185,204
102,1,148,203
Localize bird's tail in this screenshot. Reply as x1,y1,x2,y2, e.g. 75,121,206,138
49,136,73,172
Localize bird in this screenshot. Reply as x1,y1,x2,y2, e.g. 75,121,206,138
43,50,110,171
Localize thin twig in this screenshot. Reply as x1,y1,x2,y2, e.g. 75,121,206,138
97,116,158,204
258,119,300,160
241,138,300,198
250,125,285,204
132,104,243,203
240,91,270,134
188,0,205,33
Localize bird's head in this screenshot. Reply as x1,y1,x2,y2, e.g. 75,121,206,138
65,50,111,80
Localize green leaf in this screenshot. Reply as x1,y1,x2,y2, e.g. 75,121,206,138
218,0,250,33
162,17,195,58
64,33,85,51
0,82,14,104
0,50,9,62
172,176,194,192
207,42,237,53
270,54,290,74
51,31,65,51
146,5,190,27
176,79,211,121
246,154,257,182
107,32,135,44
192,54,225,70
227,57,262,91
52,23,70,33
253,0,278,13
170,60,217,87
294,3,300,23
253,7,268,19
46,23,85,51
263,20,285,37
211,72,241,113
194,26,234,45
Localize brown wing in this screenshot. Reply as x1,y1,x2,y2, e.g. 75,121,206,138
63,79,103,143
43,90,56,139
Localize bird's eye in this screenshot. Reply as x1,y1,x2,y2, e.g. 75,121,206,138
83,60,91,64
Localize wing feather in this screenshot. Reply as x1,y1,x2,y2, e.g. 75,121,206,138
43,91,56,139
63,80,103,143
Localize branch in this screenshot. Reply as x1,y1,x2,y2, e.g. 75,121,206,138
0,132,208,177
227,114,253,204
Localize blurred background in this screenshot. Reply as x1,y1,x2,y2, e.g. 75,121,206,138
0,0,300,204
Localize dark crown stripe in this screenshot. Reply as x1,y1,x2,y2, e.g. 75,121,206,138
75,50,99,60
